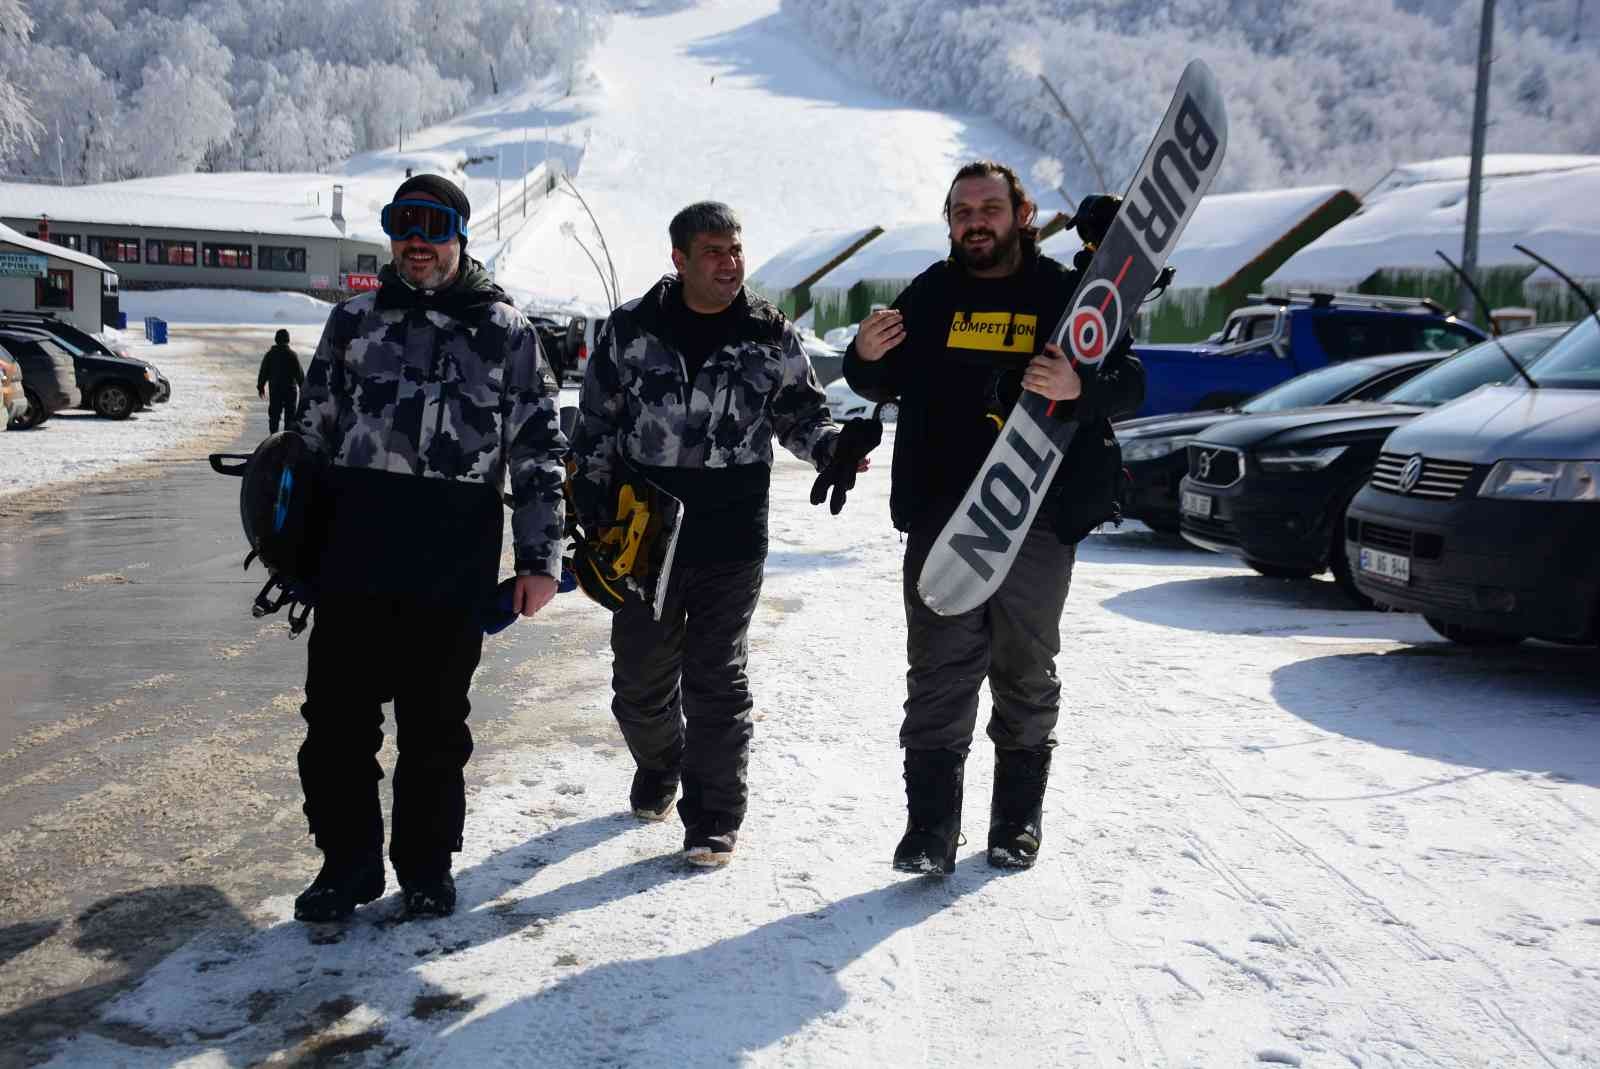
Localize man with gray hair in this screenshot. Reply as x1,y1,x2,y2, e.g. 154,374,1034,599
570,201,879,866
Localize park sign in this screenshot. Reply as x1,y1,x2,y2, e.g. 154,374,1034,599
0,251,48,279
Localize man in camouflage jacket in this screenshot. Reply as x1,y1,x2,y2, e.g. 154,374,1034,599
572,201,869,867
290,174,566,922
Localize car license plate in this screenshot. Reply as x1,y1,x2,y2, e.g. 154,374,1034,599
1180,490,1212,518
1358,547,1410,583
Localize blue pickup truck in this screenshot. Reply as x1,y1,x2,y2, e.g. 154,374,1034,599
1133,292,1486,417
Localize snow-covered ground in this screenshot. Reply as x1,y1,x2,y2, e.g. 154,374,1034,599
35,420,1600,1068
121,289,335,327
6,3,1600,1065
0,335,237,500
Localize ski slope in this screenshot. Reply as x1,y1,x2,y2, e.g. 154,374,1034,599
488,0,1065,314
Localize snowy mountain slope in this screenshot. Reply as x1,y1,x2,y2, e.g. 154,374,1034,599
489,0,1068,313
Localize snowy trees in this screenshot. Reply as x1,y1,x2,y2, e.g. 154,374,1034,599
0,0,608,181
0,0,41,161
781,0,1600,195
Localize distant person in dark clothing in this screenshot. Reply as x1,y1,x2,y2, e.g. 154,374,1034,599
258,329,304,433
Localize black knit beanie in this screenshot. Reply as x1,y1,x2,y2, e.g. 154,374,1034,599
391,174,471,245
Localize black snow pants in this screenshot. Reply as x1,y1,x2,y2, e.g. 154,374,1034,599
900,522,1076,754
609,557,764,829
268,387,298,434
297,596,483,882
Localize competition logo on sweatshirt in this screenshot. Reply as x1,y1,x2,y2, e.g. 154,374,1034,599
946,312,1038,354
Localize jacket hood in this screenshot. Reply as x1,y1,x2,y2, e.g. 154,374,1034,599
1380,384,1600,463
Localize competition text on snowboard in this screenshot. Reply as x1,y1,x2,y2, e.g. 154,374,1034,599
919,60,1227,615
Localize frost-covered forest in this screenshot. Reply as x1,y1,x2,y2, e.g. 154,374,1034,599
782,0,1599,195
0,0,607,182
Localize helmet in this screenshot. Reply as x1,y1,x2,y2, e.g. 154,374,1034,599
210,432,330,635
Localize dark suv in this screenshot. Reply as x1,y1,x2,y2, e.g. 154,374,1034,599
0,330,82,429
0,311,171,405
0,324,159,419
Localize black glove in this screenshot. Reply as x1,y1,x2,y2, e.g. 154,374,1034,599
810,418,883,515
1073,193,1122,248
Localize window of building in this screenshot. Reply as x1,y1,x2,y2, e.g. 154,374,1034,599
145,239,198,267
48,233,83,252
202,243,253,269
356,253,378,273
258,245,307,273
87,236,141,263
36,268,73,310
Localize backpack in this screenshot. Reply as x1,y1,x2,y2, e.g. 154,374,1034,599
209,432,332,636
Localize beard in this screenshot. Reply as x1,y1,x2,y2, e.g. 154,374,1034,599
396,244,461,290
950,225,1020,272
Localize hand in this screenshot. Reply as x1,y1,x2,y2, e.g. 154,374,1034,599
1023,343,1083,401
853,309,905,362
513,574,558,617
811,418,882,514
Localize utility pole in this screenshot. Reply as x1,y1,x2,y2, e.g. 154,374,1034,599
496,151,503,241
55,120,65,186
522,127,529,217
1460,0,1496,324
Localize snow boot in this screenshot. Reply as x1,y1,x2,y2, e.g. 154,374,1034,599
988,746,1052,869
294,850,385,923
630,767,680,822
401,870,457,917
892,749,965,875
683,814,738,867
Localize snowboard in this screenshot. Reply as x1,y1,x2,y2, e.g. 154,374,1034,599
917,59,1228,616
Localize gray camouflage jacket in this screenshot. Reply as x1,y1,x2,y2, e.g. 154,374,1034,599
571,277,839,559
298,262,566,584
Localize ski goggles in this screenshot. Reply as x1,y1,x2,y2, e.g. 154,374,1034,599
380,199,469,244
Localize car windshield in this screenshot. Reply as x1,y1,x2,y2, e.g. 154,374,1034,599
1240,361,1393,413
1527,316,1600,389
1380,329,1561,406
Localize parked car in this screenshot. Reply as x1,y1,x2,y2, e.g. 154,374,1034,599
0,329,82,429
564,314,609,382
1176,325,1568,604
1345,316,1600,645
525,313,569,382
1134,291,1485,417
0,342,28,429
801,333,844,385
0,324,159,419
0,311,170,403
823,377,896,423
1116,352,1447,532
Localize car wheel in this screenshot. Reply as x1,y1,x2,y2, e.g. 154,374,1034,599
1246,559,1317,580
1424,615,1527,647
93,382,135,419
9,386,45,430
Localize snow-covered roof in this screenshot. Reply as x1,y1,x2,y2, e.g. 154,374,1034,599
809,223,950,293
749,226,882,290
1269,164,1600,289
0,221,113,273
0,181,356,242
1364,154,1600,199
1043,184,1353,291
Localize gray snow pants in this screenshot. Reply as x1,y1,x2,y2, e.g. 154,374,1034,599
609,557,764,828
900,523,1076,754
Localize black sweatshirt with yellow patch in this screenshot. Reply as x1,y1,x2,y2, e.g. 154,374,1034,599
844,247,1144,537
